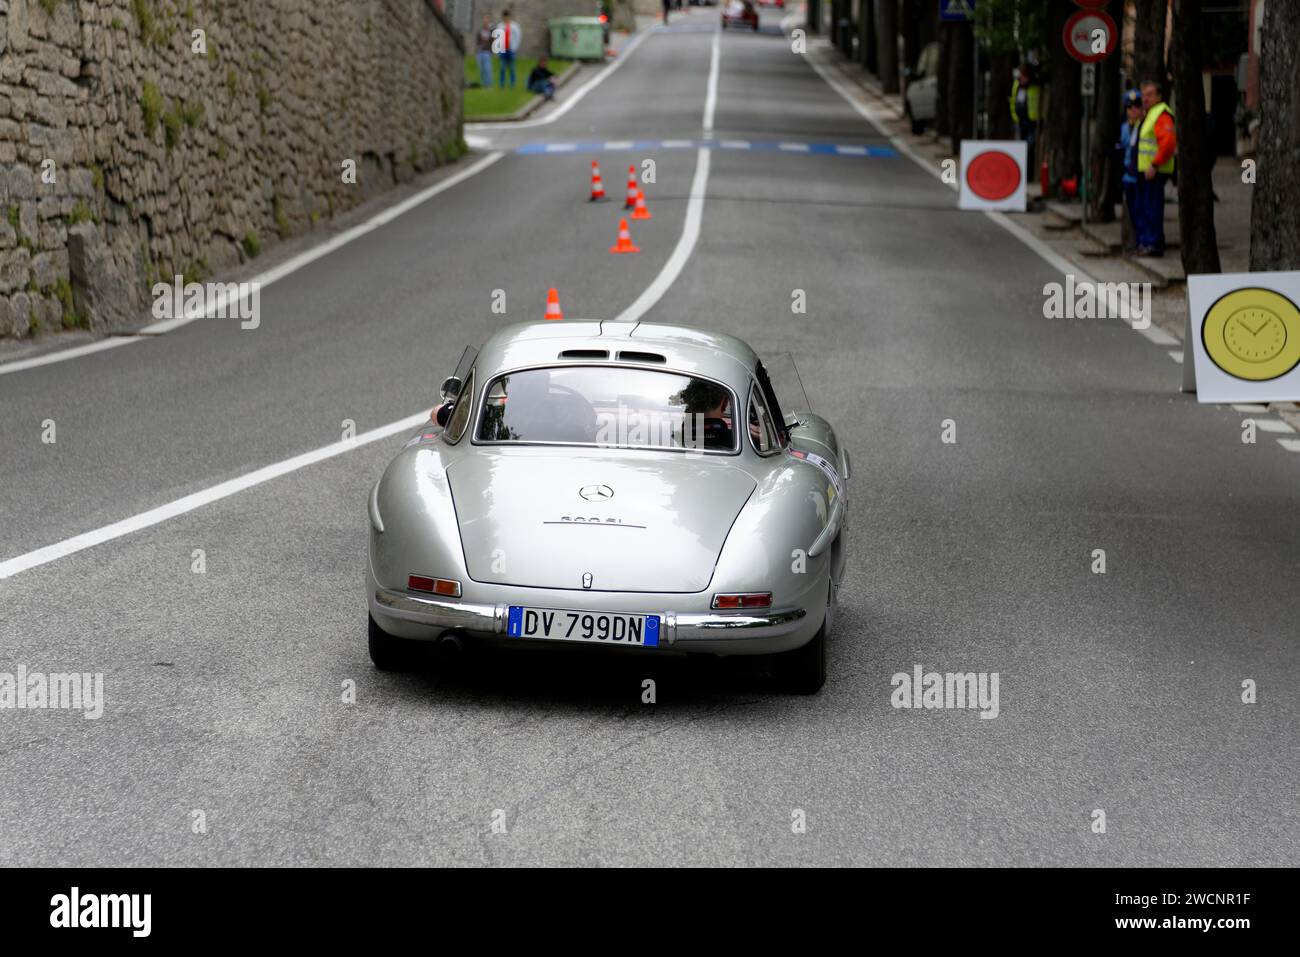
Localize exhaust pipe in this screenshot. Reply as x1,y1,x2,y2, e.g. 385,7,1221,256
436,631,465,659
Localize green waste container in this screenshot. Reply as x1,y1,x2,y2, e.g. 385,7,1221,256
549,17,605,61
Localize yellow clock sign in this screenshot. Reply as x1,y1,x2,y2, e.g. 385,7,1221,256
1201,287,1300,381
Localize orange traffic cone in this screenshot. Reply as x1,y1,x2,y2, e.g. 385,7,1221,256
544,287,564,320
631,189,653,220
589,161,606,201
609,218,640,254
624,166,638,208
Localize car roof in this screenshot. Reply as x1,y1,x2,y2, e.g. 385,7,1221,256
472,320,760,389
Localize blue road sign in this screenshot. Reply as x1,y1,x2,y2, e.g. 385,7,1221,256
940,0,975,21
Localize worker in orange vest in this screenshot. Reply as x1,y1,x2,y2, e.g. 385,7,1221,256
1134,80,1176,257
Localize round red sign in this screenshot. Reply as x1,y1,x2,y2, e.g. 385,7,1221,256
966,150,1021,201
1063,9,1118,64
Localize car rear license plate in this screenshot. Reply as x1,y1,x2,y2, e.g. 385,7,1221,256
507,607,660,647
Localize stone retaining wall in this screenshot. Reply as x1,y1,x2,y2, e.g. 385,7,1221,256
0,0,465,338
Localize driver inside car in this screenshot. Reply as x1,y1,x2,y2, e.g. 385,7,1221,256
679,380,734,451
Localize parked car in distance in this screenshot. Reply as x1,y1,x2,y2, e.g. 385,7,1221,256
904,41,940,134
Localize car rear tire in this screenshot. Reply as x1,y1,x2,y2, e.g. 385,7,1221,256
773,620,826,694
368,614,426,671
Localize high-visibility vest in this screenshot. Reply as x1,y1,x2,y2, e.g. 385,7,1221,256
1137,102,1176,174
1009,78,1040,124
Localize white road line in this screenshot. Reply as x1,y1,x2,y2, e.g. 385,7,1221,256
0,151,507,375
605,140,635,150
720,139,750,149
836,145,868,155
611,148,711,326
544,143,578,152
0,413,431,580
1278,438,1300,453
1168,350,1183,363
610,28,718,326
0,27,724,581
703,26,721,134
661,139,695,148
0,336,136,377
1139,325,1179,346
1249,418,1296,433
779,142,811,152
467,28,656,132
1232,403,1269,412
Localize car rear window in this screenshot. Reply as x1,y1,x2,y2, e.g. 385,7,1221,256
475,366,739,453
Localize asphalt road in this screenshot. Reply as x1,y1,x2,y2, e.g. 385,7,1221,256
1,8,1296,866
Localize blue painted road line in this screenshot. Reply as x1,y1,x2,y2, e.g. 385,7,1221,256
516,139,898,158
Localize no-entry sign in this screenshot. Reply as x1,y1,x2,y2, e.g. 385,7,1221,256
958,140,1027,212
1063,9,1118,64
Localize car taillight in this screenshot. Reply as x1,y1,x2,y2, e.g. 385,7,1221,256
408,575,461,597
711,592,771,610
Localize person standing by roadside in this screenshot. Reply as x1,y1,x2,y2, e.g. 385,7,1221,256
1134,79,1176,257
475,15,494,89
1009,63,1041,168
662,0,672,25
496,9,521,89
1117,89,1144,254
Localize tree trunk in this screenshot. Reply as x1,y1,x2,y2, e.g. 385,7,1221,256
860,0,877,74
917,0,935,50
1133,0,1166,87
877,0,900,94
1250,0,1300,271
1171,0,1220,274
833,0,852,56
947,20,974,154
900,0,921,73
1045,0,1082,196
935,18,952,138
1088,0,1123,222
987,49,1015,141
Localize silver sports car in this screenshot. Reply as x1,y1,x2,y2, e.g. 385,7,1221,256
366,320,849,693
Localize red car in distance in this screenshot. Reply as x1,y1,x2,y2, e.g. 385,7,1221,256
722,0,760,31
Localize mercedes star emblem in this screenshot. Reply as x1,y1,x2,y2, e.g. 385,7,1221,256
579,484,614,501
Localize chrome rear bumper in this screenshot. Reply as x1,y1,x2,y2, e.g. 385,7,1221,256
371,588,808,649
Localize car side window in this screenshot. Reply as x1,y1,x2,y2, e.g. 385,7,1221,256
747,384,780,455
445,369,475,443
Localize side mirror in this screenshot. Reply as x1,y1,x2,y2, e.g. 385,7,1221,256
439,376,462,403
435,402,453,427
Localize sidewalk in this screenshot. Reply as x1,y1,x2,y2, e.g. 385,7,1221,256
813,44,1299,431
